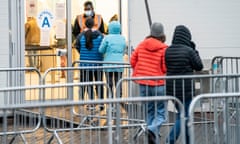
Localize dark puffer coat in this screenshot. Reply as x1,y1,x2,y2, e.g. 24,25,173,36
165,25,203,100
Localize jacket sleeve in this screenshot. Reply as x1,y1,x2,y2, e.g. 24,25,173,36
99,37,107,54
72,17,81,38
99,17,105,34
130,46,139,68
161,48,167,74
25,23,30,38
190,49,204,71
75,34,82,54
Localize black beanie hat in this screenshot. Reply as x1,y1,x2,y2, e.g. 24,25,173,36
172,25,191,46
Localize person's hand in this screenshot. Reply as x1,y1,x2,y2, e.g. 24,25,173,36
190,41,196,50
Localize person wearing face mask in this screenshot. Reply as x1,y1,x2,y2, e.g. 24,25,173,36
72,1,105,38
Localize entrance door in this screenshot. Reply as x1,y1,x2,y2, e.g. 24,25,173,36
24,0,123,73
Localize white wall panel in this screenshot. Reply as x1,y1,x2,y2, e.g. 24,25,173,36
129,0,240,60
0,0,9,56
0,0,8,105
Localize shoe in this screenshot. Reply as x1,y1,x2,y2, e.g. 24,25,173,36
86,104,96,111
98,104,105,111
61,71,66,78
120,102,128,111
146,129,156,144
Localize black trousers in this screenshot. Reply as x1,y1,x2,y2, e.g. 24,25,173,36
105,72,122,98
79,70,104,100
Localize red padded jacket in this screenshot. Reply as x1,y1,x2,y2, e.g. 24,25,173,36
130,37,168,86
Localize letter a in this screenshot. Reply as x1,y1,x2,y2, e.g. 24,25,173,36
42,17,50,28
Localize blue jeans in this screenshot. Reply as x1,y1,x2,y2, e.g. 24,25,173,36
167,98,191,144
139,84,166,135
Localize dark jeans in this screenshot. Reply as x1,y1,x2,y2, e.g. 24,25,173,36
167,98,191,144
79,70,104,100
105,72,122,98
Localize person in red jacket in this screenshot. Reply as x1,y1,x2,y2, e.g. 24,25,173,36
130,22,168,144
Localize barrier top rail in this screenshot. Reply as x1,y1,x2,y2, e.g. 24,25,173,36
189,92,240,116
211,56,240,73
72,60,130,67
0,81,109,106
43,65,131,75
211,56,240,63
0,67,41,76
118,73,240,82
0,94,181,110
0,67,42,86
0,67,39,71
42,65,131,79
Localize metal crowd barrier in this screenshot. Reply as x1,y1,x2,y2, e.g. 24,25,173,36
0,85,42,144
0,67,41,106
25,46,57,73
72,60,130,83
0,82,184,144
0,67,41,86
116,73,240,143
0,68,41,143
211,56,240,74
41,64,131,100
189,93,240,144
0,81,111,144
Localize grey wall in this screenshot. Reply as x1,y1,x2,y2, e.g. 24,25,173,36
128,0,240,61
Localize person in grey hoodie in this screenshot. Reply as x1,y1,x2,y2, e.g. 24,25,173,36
99,21,126,98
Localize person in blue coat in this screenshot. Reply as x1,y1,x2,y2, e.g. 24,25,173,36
99,21,126,98
75,17,104,110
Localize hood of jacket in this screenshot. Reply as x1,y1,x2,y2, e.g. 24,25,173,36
144,37,166,52
108,21,121,34
172,25,191,47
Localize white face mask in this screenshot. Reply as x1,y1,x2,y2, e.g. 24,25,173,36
84,10,92,16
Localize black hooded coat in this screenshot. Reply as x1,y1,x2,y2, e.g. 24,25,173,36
165,25,203,99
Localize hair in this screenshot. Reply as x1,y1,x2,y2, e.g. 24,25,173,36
84,1,93,9
146,35,166,43
85,30,93,49
84,18,94,50
109,14,118,22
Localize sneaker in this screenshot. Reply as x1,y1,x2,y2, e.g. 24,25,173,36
86,104,96,111
60,74,66,78
120,102,128,111
146,129,156,144
98,104,105,111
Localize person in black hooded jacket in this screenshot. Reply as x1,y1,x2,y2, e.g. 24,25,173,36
165,25,203,144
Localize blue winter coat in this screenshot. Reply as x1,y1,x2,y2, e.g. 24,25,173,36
99,21,126,72
75,30,103,67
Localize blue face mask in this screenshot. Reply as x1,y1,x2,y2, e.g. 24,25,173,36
84,10,92,16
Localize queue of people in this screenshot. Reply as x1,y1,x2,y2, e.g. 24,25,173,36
131,23,203,144
25,1,204,143
74,1,126,111
72,1,203,144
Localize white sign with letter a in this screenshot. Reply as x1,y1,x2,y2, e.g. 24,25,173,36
37,10,54,46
